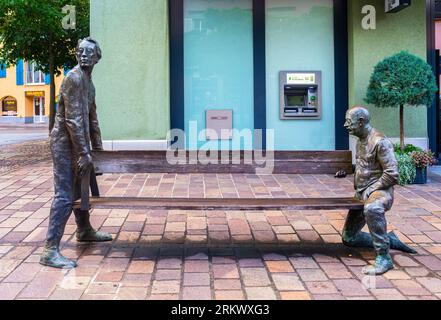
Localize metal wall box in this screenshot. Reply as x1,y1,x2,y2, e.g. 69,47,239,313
385,0,411,13
206,109,233,140
279,71,322,120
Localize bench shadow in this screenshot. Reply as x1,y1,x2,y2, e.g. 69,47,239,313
67,239,376,261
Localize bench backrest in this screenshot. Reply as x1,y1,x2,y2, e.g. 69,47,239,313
91,150,353,175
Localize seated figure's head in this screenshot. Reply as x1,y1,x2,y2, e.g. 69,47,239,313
76,37,102,69
344,106,371,138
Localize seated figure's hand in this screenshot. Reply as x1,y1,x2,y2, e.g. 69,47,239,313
335,170,347,179
78,154,93,177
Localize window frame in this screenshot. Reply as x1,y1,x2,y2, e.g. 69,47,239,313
26,62,45,85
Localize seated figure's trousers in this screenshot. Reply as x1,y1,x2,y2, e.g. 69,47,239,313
45,141,90,245
343,189,394,255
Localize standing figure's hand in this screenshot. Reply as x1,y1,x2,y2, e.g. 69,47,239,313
78,154,93,177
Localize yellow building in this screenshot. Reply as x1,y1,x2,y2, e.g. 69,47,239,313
0,60,64,124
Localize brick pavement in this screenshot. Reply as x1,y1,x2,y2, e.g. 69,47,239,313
1,160,441,300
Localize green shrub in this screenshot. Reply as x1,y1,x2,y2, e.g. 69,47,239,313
395,152,416,186
365,51,438,152
394,143,423,155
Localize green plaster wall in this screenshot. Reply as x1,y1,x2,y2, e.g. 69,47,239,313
90,0,170,141
348,0,427,138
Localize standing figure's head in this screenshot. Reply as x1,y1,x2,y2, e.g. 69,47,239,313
76,37,102,69
344,106,372,138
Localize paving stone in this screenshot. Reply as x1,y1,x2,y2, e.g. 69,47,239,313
245,287,277,300
333,279,371,297
370,288,406,300
3,263,42,283
297,269,328,282
289,256,319,269
151,280,180,295
182,287,212,300
280,292,311,300
391,280,431,296
305,281,339,295
241,268,271,287
0,283,27,299
215,290,245,300
266,261,294,273
416,277,441,294
212,264,240,279
116,287,148,300
184,260,210,273
183,273,210,286
272,274,305,291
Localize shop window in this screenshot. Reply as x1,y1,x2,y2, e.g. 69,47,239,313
1,96,18,117
26,62,45,84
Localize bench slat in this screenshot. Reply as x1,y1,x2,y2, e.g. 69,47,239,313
92,151,353,175
74,197,363,211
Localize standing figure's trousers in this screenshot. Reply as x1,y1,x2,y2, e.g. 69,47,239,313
45,141,89,245
343,189,394,255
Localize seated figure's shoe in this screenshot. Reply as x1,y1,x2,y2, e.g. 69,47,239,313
362,254,394,276
77,228,113,242
40,248,77,269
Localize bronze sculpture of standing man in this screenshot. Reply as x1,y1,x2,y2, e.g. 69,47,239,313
40,38,112,269
342,106,416,275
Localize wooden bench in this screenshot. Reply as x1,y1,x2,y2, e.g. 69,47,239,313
75,150,363,212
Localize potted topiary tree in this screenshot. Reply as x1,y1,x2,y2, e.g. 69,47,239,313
365,51,438,153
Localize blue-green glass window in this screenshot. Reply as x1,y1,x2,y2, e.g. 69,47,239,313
266,0,335,151
184,0,254,150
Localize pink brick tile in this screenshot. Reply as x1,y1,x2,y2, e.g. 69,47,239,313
215,290,245,300
3,263,42,283
214,280,242,290
0,283,27,300
182,287,212,300
240,268,271,287
184,273,210,286
266,261,294,273
151,281,180,295
184,260,209,273
333,279,371,297
245,287,277,300
306,281,338,295
212,264,240,279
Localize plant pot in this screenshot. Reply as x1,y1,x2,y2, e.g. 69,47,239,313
413,167,427,185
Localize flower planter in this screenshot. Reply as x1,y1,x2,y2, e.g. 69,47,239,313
412,167,427,185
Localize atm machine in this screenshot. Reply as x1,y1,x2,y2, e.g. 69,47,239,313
279,71,322,120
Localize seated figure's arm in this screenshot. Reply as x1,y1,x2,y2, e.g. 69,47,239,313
370,139,399,193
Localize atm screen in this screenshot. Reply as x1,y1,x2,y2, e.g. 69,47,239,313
287,95,305,107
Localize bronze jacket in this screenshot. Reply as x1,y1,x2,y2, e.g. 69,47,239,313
354,128,399,196
50,66,103,158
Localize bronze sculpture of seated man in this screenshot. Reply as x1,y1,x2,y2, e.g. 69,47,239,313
342,106,416,276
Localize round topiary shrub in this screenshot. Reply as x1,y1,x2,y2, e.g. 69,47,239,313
365,51,438,152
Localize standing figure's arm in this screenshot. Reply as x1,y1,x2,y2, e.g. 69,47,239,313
63,75,91,176
89,88,104,151
63,76,89,156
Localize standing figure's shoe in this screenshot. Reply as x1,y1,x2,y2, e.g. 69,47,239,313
40,247,77,269
76,228,113,242
362,254,394,276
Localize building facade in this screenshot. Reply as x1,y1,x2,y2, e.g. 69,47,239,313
91,0,439,153
0,61,64,124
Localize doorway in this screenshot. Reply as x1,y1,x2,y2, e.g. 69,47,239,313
33,97,45,123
